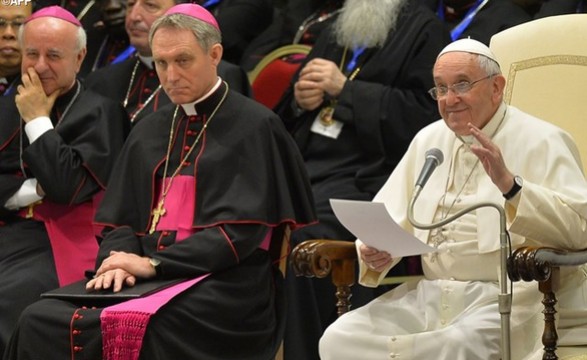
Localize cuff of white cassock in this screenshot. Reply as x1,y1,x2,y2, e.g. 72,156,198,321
355,240,399,287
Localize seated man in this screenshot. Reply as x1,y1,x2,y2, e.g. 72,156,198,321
82,0,130,73
240,0,343,72
319,39,587,360
0,0,31,96
0,6,128,355
3,4,316,360
529,0,586,17
84,0,251,125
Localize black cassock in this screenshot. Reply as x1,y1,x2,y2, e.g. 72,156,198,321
0,83,129,355
422,0,532,45
3,82,316,360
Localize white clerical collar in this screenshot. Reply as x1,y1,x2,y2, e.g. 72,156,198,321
138,54,154,69
0,77,7,85
457,102,507,145
180,77,222,116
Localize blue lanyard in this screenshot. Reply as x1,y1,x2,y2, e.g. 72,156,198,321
437,0,486,41
346,46,366,73
111,45,136,65
202,0,221,8
2,79,16,96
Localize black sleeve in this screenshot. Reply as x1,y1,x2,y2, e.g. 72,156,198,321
149,223,270,279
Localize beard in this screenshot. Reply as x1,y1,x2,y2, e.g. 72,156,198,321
333,0,407,49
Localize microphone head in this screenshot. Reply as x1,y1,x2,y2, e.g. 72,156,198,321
425,148,444,166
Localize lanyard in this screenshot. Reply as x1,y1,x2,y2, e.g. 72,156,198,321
111,45,136,65
202,0,221,8
437,0,488,41
2,80,15,96
346,46,366,73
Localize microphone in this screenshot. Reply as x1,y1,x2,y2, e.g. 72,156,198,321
414,148,444,193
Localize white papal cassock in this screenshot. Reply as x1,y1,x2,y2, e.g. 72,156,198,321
319,103,587,360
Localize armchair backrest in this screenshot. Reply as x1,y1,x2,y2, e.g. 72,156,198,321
489,13,587,172
248,44,312,110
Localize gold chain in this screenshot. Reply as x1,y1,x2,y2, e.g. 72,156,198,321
122,59,162,123
149,83,229,234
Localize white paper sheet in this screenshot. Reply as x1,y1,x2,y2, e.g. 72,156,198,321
330,199,436,257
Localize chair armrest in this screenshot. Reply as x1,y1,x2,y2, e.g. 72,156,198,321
507,246,587,283
291,239,357,316
291,239,357,284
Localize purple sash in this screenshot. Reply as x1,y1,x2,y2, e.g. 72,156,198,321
18,192,103,286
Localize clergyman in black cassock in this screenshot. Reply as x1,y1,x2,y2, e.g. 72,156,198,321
0,6,128,356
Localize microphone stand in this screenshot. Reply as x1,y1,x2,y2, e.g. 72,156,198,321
408,187,511,360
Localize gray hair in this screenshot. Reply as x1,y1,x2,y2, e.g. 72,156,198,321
18,22,87,52
477,54,501,77
148,13,222,53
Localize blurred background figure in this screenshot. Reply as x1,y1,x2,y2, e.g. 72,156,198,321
199,0,275,65
512,0,586,17
241,0,343,72
0,0,32,96
423,0,531,44
83,0,130,74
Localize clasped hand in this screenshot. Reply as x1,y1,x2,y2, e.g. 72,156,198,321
294,58,347,111
86,251,156,293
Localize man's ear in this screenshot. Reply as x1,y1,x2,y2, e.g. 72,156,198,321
75,47,88,74
493,74,507,101
209,43,223,66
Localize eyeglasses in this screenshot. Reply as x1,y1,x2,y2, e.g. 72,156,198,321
0,18,25,31
428,74,496,100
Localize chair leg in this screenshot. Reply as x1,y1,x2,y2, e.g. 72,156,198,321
539,277,558,360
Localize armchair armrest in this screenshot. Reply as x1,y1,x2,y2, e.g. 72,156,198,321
507,246,587,359
291,240,357,316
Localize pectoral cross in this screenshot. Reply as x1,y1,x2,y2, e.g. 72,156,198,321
149,199,166,234
25,200,43,219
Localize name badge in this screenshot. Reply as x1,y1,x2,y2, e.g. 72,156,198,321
310,106,343,138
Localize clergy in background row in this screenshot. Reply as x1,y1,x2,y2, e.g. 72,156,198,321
3,4,316,359
319,38,587,360
274,0,451,359
201,0,274,66
0,6,128,355
84,0,251,125
240,0,343,72
0,1,31,96
423,0,531,44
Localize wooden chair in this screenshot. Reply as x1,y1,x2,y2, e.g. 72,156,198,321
490,13,587,359
291,13,587,359
247,44,311,110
